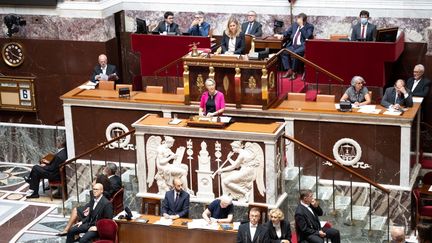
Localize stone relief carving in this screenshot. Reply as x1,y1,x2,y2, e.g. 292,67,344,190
215,141,265,202
146,136,193,195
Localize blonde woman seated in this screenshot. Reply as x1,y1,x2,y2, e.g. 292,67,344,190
340,75,371,106
265,208,292,243
221,16,245,55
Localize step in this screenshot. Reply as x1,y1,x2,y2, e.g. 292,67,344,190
292,175,317,191
314,186,334,201
345,205,370,222
363,215,388,231
334,195,351,211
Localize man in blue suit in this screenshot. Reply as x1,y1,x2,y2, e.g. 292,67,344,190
275,13,314,79
162,177,190,219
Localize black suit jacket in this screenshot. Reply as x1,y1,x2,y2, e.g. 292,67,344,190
241,21,263,37
406,77,431,97
108,175,122,198
221,32,246,54
351,22,377,41
265,220,292,243
153,21,181,35
295,204,323,241
237,222,269,243
82,195,113,228
381,87,413,108
91,64,118,82
161,190,190,218
283,22,314,48
45,148,67,180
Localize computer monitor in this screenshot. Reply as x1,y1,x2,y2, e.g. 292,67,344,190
135,18,148,34
376,27,398,42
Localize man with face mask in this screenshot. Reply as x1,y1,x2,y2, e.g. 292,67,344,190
351,10,377,41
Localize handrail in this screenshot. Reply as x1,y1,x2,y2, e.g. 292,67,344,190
276,48,344,83
284,134,390,194
60,129,136,168
154,56,184,76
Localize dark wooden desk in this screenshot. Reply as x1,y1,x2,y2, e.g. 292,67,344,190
255,37,283,50
116,215,237,243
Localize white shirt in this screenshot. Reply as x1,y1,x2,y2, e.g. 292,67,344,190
228,37,236,53
273,222,282,238
93,196,102,210
293,27,303,45
101,66,107,75
249,223,258,240
301,201,315,216
412,79,421,92
361,23,368,39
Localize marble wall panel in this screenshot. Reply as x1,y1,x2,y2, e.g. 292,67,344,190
0,125,64,164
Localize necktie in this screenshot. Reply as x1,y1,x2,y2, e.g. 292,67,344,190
175,192,180,206
361,25,365,39
246,23,252,34
166,24,170,32
293,29,301,46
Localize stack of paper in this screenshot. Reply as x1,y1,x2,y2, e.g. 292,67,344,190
187,219,219,230
429,185,432,192
78,81,97,90
383,110,402,116
357,105,381,114
154,217,173,226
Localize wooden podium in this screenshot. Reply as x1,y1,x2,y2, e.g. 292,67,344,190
182,54,280,110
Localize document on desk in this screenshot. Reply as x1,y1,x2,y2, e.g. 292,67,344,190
413,97,424,103
187,219,219,230
429,185,432,192
357,105,381,114
78,81,97,90
154,217,173,226
383,110,402,116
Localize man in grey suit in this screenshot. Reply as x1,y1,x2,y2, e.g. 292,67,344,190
406,64,431,97
91,54,119,83
241,11,262,37
161,178,190,219
153,11,181,35
351,10,377,41
381,79,413,109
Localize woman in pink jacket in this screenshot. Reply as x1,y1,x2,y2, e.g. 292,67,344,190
199,78,225,116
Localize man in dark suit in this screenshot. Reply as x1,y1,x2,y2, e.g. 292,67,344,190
162,178,190,219
90,54,119,83
351,10,377,41
66,183,113,243
381,79,413,109
406,64,431,97
241,11,262,37
275,13,314,79
103,163,122,198
295,189,340,243
24,136,67,199
153,11,181,35
237,207,269,243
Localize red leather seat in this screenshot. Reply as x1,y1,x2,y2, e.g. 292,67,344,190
94,219,118,243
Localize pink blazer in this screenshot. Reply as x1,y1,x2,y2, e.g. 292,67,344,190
199,91,226,114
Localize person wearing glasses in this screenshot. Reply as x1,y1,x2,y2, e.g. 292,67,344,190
241,10,262,37
153,11,181,35
188,11,210,36
340,76,371,106
406,64,431,98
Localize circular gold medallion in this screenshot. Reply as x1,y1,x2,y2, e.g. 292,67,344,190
2,42,24,67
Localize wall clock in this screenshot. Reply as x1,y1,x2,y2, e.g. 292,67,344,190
2,42,25,67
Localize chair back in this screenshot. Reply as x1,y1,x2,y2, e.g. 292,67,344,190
110,188,124,215
316,94,335,103
248,203,268,224
141,197,161,215
422,172,432,185
115,84,132,91
330,34,348,41
99,81,115,90
176,87,184,95
146,85,163,93
96,219,118,242
245,34,253,54
288,92,306,101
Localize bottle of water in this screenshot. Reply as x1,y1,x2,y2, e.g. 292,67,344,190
418,178,423,188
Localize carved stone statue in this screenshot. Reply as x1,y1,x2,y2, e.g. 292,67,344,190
196,141,214,199
146,136,192,195
216,141,265,202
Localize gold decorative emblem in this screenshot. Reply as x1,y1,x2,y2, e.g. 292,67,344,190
248,76,257,89
196,74,204,93
223,75,230,91
209,66,215,79
269,71,275,89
